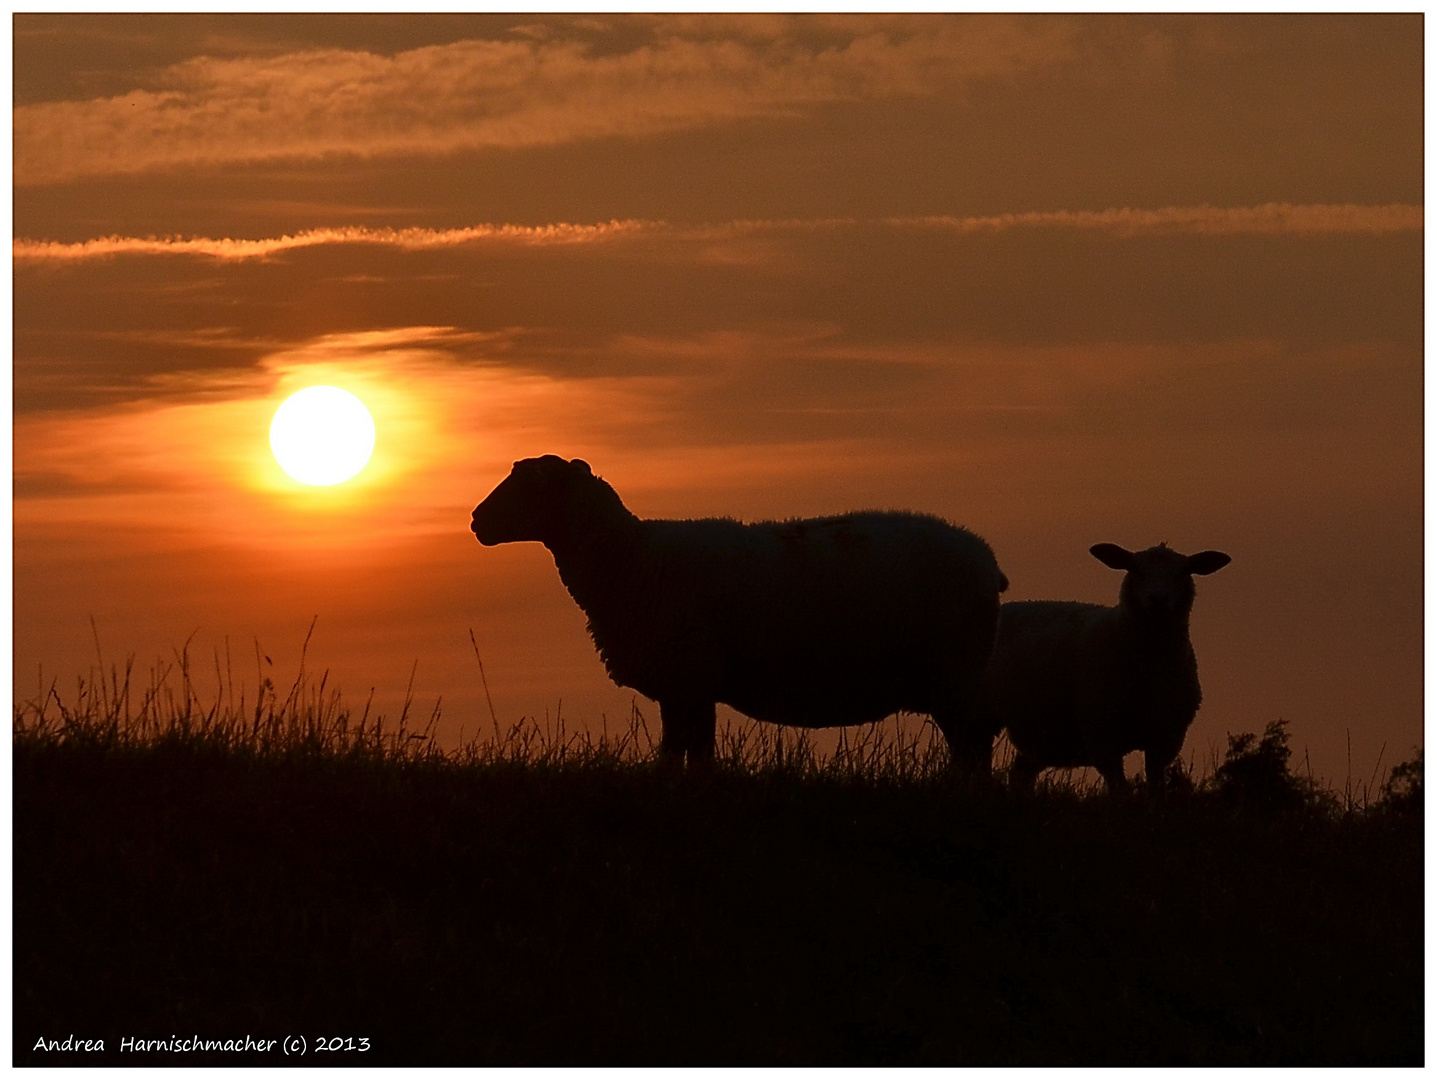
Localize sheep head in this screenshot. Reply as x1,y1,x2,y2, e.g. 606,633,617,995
471,455,594,546
1091,542,1231,621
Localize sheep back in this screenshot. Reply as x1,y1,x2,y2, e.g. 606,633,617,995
580,510,1004,728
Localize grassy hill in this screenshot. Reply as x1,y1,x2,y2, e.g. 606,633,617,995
13,658,1423,1065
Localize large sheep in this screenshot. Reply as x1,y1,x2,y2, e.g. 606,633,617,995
471,455,1009,770
982,542,1231,793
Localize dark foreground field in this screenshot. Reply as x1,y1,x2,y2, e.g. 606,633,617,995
13,671,1423,1066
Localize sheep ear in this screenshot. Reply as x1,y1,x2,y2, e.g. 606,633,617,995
571,459,591,475
1186,550,1231,576
1090,543,1134,570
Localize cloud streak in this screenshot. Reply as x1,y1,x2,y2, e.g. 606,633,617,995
12,221,654,262
15,16,1077,185
899,203,1425,237
14,204,1422,264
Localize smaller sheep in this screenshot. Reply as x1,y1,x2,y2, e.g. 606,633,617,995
983,542,1231,793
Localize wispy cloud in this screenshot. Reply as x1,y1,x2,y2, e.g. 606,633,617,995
12,221,654,262
14,204,1422,264
15,16,1078,185
898,202,1425,237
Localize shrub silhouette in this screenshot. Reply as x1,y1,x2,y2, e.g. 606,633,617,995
1205,720,1320,815
1380,751,1423,816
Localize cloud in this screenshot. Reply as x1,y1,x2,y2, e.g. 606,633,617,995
12,221,654,262
14,16,1078,185
14,204,1422,264
899,202,1425,237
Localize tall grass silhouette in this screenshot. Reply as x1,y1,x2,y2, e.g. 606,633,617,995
16,633,1416,807
15,629,973,782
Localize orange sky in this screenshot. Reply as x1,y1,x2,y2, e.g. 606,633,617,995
12,14,1423,783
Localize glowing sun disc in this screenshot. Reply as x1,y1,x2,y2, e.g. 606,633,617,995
270,386,376,486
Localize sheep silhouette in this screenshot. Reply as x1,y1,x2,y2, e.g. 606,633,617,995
983,542,1231,793
471,455,1009,770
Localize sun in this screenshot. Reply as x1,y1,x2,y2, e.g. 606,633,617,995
269,386,376,486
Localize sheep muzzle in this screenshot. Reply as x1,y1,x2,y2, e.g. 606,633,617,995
470,506,499,546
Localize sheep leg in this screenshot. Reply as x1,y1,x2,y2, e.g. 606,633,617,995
1097,757,1130,795
686,701,717,766
658,699,717,768
1008,752,1042,793
1144,747,1179,795
657,701,687,767
933,709,994,779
